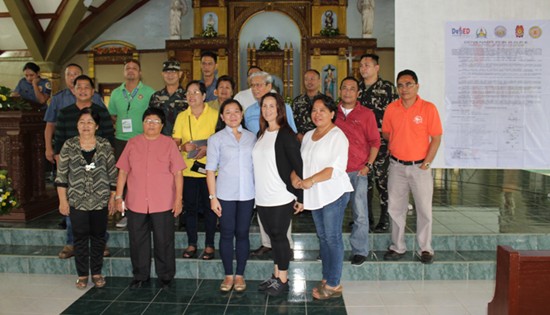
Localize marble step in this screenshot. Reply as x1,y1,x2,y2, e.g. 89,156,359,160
1,228,548,252
0,245,496,281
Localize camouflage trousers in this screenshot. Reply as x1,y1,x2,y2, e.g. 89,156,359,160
368,144,389,225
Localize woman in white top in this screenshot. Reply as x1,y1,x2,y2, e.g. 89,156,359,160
296,94,353,299
252,92,303,296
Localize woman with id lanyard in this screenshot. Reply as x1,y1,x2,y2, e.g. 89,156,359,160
173,80,219,260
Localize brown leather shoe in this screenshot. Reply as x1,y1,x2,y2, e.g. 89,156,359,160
103,245,111,257
58,245,74,259
250,246,272,256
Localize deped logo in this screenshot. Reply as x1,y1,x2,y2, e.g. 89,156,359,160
451,27,471,36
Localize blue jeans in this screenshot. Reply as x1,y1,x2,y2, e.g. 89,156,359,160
348,171,370,256
67,216,110,246
312,192,350,287
218,199,254,276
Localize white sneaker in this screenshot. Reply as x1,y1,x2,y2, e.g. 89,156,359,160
116,217,127,228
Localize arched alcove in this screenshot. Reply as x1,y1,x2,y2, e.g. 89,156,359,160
238,11,302,97
228,3,311,98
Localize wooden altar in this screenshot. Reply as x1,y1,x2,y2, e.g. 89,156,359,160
166,1,378,99
0,110,57,222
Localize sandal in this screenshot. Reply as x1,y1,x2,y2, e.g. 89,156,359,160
312,284,343,300
202,246,215,260
92,275,106,288
182,246,197,259
313,279,327,293
76,277,88,290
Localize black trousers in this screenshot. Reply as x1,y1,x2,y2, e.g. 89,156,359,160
70,207,108,277
257,201,294,271
127,209,176,281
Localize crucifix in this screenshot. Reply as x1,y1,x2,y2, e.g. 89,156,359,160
346,46,354,75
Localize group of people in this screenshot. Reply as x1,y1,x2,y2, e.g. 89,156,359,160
26,50,442,299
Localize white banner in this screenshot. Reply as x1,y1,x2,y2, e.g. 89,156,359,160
444,20,550,168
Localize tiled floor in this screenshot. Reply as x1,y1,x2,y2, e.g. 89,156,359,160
0,273,494,315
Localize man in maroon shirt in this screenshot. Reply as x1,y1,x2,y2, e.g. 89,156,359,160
334,76,380,266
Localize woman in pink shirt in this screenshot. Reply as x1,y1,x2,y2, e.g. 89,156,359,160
115,107,186,289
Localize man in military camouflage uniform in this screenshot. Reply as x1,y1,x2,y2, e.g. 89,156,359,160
291,69,322,142
358,54,399,233
149,60,188,136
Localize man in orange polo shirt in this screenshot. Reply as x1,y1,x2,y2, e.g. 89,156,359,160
381,69,442,264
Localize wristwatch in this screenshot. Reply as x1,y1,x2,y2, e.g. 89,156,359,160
366,163,373,170
208,194,215,200
423,162,431,169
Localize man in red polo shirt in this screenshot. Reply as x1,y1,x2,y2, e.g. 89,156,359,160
335,76,380,266
381,69,442,264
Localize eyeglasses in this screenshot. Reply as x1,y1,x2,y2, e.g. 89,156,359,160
144,119,162,125
397,82,416,89
186,90,202,96
250,83,267,89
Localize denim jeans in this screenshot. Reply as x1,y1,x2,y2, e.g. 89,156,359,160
348,171,370,256
218,199,254,276
312,192,350,287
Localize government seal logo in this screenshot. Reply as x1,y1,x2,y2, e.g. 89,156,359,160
529,26,542,39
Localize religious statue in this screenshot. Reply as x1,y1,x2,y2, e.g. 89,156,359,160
359,0,375,38
170,0,187,39
324,10,334,29
323,65,336,99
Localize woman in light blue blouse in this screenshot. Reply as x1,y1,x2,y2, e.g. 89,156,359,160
206,99,256,292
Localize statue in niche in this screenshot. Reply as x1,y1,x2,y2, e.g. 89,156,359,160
359,0,375,38
170,0,188,39
324,10,334,29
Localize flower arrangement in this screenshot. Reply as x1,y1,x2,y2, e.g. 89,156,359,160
0,170,18,215
0,86,31,111
201,25,218,38
320,26,340,37
259,36,281,51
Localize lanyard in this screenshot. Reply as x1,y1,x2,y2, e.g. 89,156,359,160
122,83,140,113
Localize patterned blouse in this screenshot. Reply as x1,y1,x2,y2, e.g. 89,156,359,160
55,136,117,211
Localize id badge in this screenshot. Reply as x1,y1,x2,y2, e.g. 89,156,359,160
121,118,133,133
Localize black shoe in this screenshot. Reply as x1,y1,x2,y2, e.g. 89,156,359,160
258,274,276,291
159,279,172,289
374,213,390,233
350,254,367,266
129,278,149,289
383,250,406,261
251,246,272,256
265,278,289,296
419,251,434,264
373,222,390,233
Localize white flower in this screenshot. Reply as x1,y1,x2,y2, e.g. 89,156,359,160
85,162,96,171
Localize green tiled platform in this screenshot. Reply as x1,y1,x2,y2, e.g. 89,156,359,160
2,226,548,281
61,278,347,315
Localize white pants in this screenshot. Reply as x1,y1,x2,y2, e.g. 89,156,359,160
387,160,433,254
258,215,294,249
